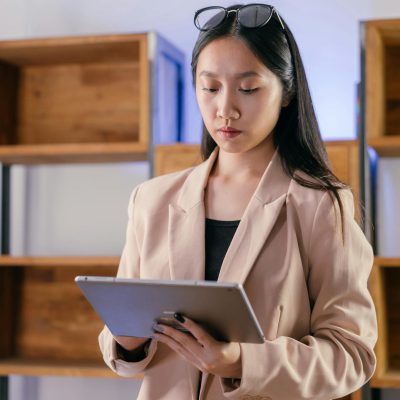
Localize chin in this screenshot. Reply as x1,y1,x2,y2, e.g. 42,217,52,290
217,142,251,154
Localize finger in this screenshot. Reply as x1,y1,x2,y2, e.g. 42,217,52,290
174,314,214,348
152,332,207,373
154,323,204,358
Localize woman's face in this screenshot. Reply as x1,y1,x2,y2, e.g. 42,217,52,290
195,37,285,154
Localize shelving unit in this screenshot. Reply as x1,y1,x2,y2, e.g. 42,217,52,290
362,17,400,395
0,31,185,392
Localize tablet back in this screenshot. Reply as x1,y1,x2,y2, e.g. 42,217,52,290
75,276,265,343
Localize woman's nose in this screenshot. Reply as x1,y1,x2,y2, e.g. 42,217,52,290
216,93,240,120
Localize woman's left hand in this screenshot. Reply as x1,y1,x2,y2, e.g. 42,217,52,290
152,314,242,378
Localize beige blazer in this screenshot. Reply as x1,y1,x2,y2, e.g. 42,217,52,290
99,147,377,400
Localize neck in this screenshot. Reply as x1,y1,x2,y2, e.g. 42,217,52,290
212,138,276,181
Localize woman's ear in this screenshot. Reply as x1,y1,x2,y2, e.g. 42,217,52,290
281,94,292,108
281,88,295,107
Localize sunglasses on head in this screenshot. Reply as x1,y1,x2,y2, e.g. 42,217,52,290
194,3,285,32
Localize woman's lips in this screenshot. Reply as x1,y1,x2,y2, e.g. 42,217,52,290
218,127,242,139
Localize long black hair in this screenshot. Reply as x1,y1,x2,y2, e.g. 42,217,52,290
191,4,349,238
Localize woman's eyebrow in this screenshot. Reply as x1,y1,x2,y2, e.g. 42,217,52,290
199,70,262,79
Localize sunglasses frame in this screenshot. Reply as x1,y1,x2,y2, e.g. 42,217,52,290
194,3,285,32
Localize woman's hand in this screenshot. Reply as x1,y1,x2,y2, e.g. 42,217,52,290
152,313,242,379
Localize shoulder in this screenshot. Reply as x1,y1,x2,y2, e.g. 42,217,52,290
287,169,354,218
288,171,353,206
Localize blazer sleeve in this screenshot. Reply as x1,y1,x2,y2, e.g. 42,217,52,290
220,189,377,400
98,184,158,377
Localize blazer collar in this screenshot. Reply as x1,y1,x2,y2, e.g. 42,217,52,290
168,145,291,284
176,145,290,212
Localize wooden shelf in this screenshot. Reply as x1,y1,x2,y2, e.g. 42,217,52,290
0,143,148,164
368,137,400,157
0,255,120,377
0,255,120,267
0,33,184,165
365,19,400,149
369,258,400,388
0,357,143,379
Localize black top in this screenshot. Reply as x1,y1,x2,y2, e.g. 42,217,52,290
205,218,240,281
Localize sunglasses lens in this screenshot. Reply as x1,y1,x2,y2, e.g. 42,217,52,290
195,7,226,30
239,5,272,28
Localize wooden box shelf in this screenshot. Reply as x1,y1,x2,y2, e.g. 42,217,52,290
155,140,361,218
0,256,140,377
0,33,184,164
365,19,400,157
370,257,400,388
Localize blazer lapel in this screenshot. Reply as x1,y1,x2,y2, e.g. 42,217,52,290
168,145,291,283
218,148,291,284
168,147,219,280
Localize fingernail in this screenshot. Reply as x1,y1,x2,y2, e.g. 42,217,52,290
153,324,164,333
174,313,185,323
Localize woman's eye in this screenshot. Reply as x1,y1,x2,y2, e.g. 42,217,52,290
240,88,258,94
202,88,218,93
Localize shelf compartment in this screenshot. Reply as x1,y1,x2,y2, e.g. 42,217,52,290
0,35,149,148
0,33,185,164
365,19,400,156
370,257,400,387
0,256,129,377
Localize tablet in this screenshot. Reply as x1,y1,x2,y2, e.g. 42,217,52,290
75,276,266,344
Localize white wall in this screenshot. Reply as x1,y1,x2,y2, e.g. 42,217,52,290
0,0,375,142
371,0,400,17
1,0,400,399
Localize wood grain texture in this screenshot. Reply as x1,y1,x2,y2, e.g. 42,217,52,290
0,257,124,376
18,62,140,145
369,259,400,388
365,19,400,156
0,358,143,379
138,35,150,147
0,255,120,267
366,23,385,140
0,34,145,66
0,261,120,375
0,142,148,164
368,136,400,157
154,143,202,176
0,33,150,163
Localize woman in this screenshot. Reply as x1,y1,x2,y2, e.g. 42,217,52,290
99,4,377,399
